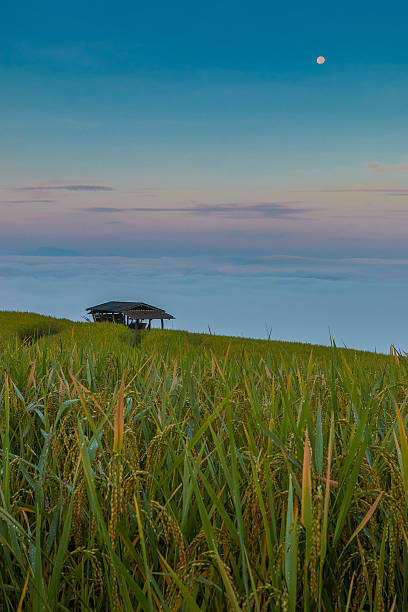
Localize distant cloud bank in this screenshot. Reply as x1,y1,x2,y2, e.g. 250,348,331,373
84,201,310,218
0,199,56,204
17,184,115,192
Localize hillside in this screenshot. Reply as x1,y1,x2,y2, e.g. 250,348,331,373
0,311,406,610
0,310,388,362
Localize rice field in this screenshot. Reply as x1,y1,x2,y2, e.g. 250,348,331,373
0,311,407,610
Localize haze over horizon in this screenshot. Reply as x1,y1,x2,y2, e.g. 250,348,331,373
2,1,408,351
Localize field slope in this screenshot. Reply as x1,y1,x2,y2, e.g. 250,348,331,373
0,311,406,610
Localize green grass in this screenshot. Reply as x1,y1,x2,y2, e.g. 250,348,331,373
0,310,407,610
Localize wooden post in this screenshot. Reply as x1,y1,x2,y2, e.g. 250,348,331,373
148,319,151,330
161,319,164,329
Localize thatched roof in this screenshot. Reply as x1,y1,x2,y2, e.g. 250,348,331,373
86,301,174,320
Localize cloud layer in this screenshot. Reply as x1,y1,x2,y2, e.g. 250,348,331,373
0,199,56,204
367,162,408,173
17,184,115,192
85,201,309,218
296,187,408,193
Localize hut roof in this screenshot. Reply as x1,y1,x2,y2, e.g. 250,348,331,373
125,310,174,320
87,301,163,313
86,301,174,319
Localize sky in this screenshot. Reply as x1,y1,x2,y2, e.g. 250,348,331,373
1,1,408,351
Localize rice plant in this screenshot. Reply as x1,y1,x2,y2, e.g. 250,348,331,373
0,312,407,610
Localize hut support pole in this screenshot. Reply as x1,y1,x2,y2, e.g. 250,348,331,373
161,319,164,329
148,319,151,330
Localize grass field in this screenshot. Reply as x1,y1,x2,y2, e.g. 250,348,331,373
0,311,407,611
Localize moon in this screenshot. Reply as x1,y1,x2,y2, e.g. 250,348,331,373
316,56,325,64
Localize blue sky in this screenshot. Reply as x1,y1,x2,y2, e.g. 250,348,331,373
1,1,408,350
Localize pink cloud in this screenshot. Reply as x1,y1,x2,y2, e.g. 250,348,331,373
367,162,408,173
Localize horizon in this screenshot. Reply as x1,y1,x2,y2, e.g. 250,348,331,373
2,1,408,352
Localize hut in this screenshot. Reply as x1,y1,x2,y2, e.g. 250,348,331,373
86,301,174,330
